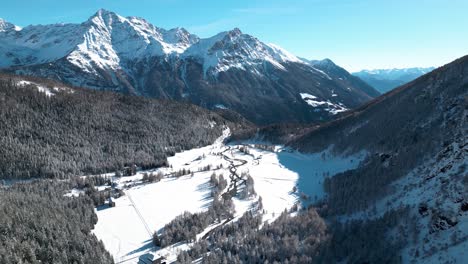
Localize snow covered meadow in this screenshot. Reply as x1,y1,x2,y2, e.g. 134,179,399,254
88,129,366,263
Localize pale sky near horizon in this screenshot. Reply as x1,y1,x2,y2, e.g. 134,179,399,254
1,0,467,72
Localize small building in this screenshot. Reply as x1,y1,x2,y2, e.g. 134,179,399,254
152,256,166,264
138,253,166,264
108,197,116,207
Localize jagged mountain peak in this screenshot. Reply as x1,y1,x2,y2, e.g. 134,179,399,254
0,10,380,124
225,27,242,37
0,10,302,75
87,9,126,27
0,18,21,32
163,27,199,46
183,27,304,75
45,10,199,72
86,10,197,44
94,8,117,16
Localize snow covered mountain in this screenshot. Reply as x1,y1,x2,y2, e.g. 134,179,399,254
182,28,303,76
353,67,435,93
0,18,21,32
0,9,379,124
0,9,198,69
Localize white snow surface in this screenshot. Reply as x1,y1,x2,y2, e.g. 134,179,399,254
214,104,228,109
91,129,366,263
16,80,73,97
0,9,198,72
17,80,54,97
0,10,310,78
0,18,21,32
64,188,85,197
183,28,305,76
300,92,348,114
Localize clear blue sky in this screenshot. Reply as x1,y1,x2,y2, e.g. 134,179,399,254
1,0,467,71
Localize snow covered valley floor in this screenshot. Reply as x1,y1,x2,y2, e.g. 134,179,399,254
84,129,366,263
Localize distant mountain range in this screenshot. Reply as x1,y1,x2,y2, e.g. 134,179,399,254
353,67,435,93
0,9,379,124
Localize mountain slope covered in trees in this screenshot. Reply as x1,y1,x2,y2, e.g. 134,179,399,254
0,74,249,180
286,55,468,262
0,180,114,264
290,56,465,208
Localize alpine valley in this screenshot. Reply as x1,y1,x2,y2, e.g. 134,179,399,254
0,7,466,264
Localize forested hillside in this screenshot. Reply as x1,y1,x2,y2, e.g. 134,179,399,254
0,74,248,179
0,180,114,264
289,56,467,214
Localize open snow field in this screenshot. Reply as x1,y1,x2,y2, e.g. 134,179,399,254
91,129,366,263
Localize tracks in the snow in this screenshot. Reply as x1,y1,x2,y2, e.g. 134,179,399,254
126,192,153,238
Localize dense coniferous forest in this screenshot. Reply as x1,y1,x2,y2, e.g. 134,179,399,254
0,75,247,179
177,207,409,263
0,180,114,264
156,197,234,247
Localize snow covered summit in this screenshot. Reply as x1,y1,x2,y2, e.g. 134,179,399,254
183,27,304,75
0,10,297,75
0,9,380,124
0,18,21,32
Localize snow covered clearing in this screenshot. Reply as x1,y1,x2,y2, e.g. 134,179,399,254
277,147,367,203
93,173,214,263
214,104,227,109
16,80,73,97
64,188,85,197
17,80,55,97
300,92,349,114
90,129,367,263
